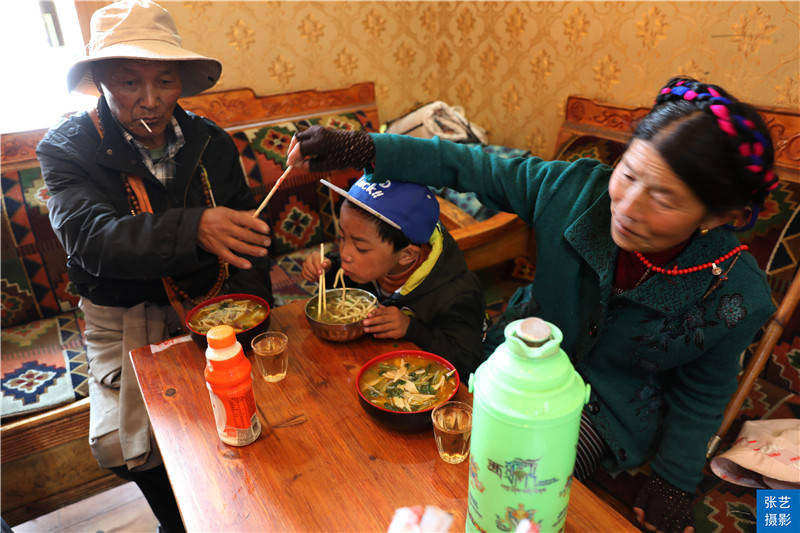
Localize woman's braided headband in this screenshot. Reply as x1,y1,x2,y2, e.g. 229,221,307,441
658,79,779,194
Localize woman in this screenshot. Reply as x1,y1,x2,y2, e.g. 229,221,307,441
287,78,778,533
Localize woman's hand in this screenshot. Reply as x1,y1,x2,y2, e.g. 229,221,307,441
301,252,330,283
286,125,375,172
362,305,410,339
196,207,271,269
633,473,696,533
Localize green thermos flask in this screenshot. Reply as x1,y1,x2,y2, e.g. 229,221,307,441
466,317,590,533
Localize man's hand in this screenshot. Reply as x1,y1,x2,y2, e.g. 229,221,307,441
196,207,271,269
362,305,411,339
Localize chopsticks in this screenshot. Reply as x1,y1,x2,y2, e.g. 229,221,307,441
253,165,293,218
317,243,326,319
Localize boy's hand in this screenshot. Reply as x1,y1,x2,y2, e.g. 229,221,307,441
362,305,410,339
301,252,331,282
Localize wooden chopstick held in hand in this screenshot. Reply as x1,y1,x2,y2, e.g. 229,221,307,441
253,165,293,218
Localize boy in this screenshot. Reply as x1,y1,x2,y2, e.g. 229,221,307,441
302,175,486,378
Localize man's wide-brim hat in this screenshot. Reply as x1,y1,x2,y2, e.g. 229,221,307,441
67,0,221,97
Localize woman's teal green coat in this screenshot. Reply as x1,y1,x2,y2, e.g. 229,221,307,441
370,134,775,493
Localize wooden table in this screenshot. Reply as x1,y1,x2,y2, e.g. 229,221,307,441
130,300,636,532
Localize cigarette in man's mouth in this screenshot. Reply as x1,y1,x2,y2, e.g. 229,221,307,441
139,119,153,133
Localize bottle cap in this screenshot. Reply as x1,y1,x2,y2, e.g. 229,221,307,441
207,325,236,349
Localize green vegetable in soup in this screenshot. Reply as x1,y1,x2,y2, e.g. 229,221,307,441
359,355,457,412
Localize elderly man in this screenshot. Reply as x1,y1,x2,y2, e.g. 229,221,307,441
36,1,272,531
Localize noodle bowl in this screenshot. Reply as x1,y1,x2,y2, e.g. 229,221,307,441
185,293,271,349
306,289,376,325
356,350,460,432
304,288,377,342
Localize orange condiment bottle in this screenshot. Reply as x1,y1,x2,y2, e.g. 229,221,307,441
204,325,261,446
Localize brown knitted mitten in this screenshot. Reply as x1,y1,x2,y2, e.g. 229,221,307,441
294,125,375,172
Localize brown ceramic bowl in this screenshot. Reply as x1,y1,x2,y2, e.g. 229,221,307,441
356,350,460,432
185,293,271,350
304,288,377,342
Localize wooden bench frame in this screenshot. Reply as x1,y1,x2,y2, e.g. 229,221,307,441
2,129,125,526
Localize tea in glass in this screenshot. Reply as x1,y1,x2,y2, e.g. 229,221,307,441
251,331,288,382
431,401,472,464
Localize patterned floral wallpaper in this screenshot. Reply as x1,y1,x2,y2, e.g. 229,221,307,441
158,2,796,155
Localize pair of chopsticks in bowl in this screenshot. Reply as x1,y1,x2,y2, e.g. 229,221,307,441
317,243,327,318
316,247,348,319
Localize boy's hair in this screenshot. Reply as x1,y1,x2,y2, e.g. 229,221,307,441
342,199,411,251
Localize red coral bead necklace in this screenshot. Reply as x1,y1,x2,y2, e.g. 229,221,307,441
633,245,749,277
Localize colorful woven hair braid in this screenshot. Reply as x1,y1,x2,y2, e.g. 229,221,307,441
656,77,779,204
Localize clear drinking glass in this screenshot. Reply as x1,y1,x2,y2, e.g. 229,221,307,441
431,401,472,464
250,331,289,382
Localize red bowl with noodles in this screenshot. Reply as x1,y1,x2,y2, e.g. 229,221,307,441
356,350,460,432
184,293,271,350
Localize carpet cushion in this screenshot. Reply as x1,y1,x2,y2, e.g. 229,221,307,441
230,111,376,257
270,244,335,307
555,135,628,168
1,311,88,419
1,166,78,329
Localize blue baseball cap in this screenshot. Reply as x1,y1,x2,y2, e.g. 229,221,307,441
320,175,440,244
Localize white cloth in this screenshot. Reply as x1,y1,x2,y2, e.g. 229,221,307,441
710,419,800,489
387,505,453,533
385,101,489,144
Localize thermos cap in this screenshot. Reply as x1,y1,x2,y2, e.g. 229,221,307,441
207,325,236,349
516,317,551,347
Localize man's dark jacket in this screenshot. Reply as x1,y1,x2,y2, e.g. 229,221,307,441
36,96,272,308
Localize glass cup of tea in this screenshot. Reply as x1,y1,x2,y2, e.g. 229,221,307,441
431,401,472,464
250,331,289,382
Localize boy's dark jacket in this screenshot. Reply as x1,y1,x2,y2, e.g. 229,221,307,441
324,224,486,379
